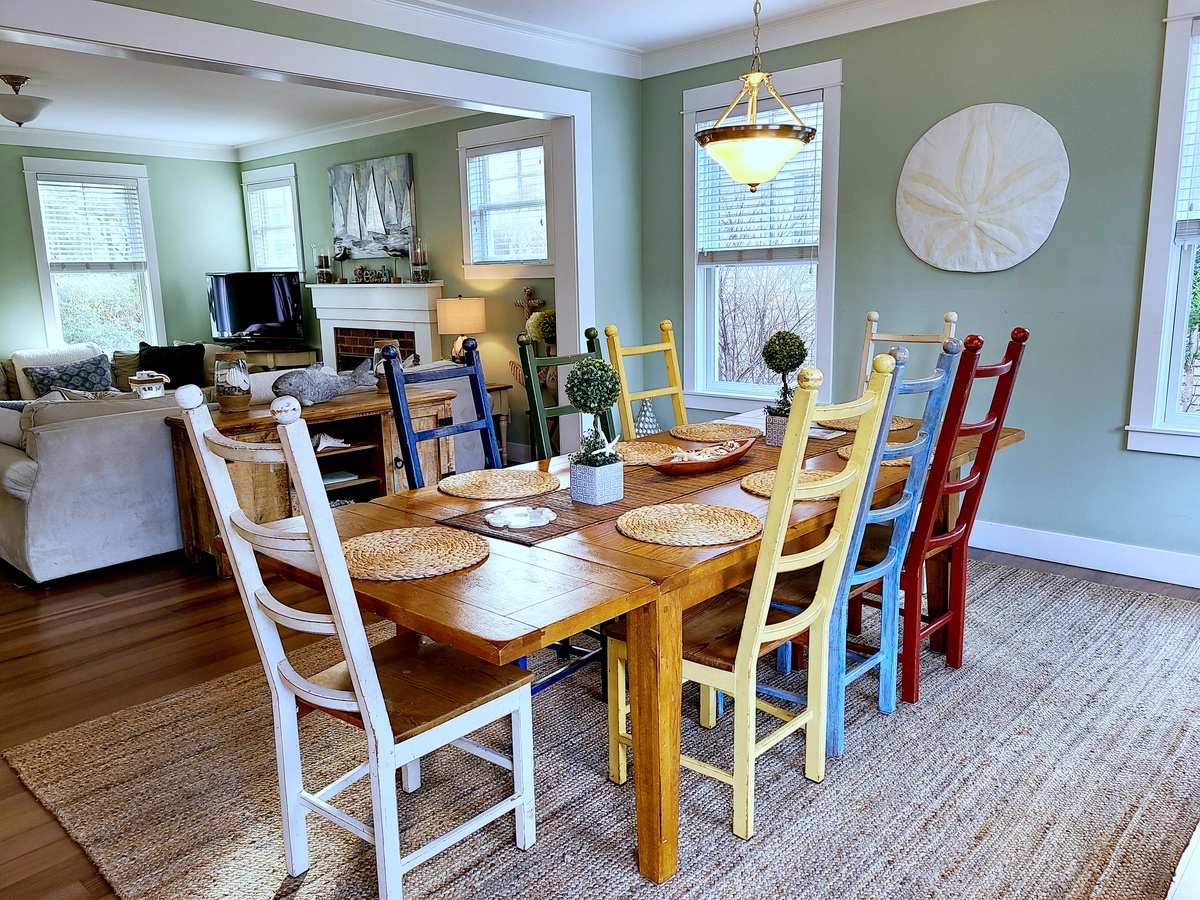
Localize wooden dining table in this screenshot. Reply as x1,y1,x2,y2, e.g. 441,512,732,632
273,410,1023,885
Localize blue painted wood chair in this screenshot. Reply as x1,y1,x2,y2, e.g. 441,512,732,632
772,340,961,757
517,328,616,461
380,340,500,490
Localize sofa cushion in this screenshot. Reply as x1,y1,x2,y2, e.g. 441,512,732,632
111,349,139,391
1,360,18,402
11,343,103,399
18,394,176,449
0,443,36,501
0,408,22,448
48,388,138,402
23,354,114,397
139,342,204,388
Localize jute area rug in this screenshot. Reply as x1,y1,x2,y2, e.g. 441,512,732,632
6,561,1200,900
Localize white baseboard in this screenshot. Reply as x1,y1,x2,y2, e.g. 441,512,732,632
971,521,1200,589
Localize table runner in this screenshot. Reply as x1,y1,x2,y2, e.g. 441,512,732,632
443,432,857,546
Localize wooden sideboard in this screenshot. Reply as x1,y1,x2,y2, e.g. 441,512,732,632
167,387,455,574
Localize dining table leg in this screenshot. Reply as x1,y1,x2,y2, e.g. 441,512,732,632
625,590,683,883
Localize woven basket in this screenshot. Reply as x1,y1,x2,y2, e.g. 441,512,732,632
670,422,763,442
614,441,680,465
741,468,840,500
814,415,918,432
437,469,561,500
836,443,912,466
342,527,489,580
616,503,762,546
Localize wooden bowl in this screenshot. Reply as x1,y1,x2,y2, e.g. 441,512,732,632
648,438,757,476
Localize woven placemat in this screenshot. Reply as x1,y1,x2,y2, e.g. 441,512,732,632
814,415,918,432
342,527,489,580
616,503,763,546
741,468,841,500
437,469,562,500
670,422,763,442
614,441,680,465
837,443,912,466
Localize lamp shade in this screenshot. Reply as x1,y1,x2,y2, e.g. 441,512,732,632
697,123,813,191
436,296,486,335
0,94,50,127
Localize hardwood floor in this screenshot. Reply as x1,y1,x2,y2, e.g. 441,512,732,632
0,548,1193,899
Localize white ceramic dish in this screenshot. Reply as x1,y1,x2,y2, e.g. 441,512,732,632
484,506,558,529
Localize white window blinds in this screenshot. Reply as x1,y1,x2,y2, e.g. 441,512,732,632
696,94,823,265
1176,32,1200,242
245,178,300,270
465,138,548,264
35,175,147,271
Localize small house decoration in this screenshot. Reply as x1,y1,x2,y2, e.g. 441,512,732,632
564,356,623,505
762,330,808,446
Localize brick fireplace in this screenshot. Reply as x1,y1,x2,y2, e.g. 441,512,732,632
334,327,416,371
309,282,443,372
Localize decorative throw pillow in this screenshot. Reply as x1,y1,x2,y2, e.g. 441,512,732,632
22,354,114,397
138,342,204,388
172,341,225,386
111,349,140,392
11,342,103,399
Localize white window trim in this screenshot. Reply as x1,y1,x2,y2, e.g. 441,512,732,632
681,59,842,412
241,163,303,274
1128,0,1200,456
23,156,167,347
458,118,556,280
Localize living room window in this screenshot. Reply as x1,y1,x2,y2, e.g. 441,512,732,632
458,119,554,279
682,60,841,410
242,164,302,272
1129,0,1200,456
24,158,166,349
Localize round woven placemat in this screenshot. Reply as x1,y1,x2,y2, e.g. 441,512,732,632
614,441,680,465
616,503,763,546
669,422,763,442
437,469,561,500
342,527,489,580
741,468,841,500
837,443,912,466
814,415,918,432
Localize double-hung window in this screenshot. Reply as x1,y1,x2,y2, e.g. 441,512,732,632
24,158,165,349
242,164,302,272
682,61,841,410
458,119,554,279
1130,0,1200,456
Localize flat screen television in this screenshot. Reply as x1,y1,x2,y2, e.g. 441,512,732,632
208,271,304,344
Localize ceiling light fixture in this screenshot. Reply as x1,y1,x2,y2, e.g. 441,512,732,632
0,75,52,127
695,1,816,192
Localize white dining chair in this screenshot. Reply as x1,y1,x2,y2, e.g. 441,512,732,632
858,309,957,388
175,386,535,899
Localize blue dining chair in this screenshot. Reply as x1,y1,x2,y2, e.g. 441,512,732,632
772,339,961,757
380,340,501,490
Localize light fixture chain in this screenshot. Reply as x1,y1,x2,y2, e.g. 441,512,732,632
752,1,762,71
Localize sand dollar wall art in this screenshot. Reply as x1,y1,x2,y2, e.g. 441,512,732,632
896,103,1068,272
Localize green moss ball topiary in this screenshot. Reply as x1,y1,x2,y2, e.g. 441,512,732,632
762,331,807,375
564,356,621,416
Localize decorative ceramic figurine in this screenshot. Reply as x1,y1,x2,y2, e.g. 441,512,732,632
271,359,375,406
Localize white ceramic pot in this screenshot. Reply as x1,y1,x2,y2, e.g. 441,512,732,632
765,414,788,447
570,460,624,505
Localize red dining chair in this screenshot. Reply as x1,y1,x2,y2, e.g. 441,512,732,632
851,327,1028,703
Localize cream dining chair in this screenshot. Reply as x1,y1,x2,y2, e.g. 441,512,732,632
605,319,687,439
175,386,535,900
604,354,898,839
858,309,957,388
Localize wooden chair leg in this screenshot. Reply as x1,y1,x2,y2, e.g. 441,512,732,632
699,684,718,728
512,692,537,850
900,569,923,705
824,596,849,759
370,751,403,900
606,639,629,784
400,760,421,793
275,698,311,877
805,616,829,784
926,551,951,654
731,680,757,840
848,595,864,635
945,541,970,669
775,642,793,674
877,568,900,715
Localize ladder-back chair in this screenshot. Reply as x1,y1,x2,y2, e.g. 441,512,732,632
604,319,687,439
605,354,898,840
381,340,501,489
859,310,957,388
517,328,616,461
773,341,960,757
175,386,535,899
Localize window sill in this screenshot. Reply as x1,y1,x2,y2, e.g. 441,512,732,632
463,262,555,281
1125,424,1200,457
683,390,770,414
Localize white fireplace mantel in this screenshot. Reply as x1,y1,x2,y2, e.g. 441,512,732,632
309,282,445,365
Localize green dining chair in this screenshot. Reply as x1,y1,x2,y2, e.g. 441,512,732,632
517,328,616,460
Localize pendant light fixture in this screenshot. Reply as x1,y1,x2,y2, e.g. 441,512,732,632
695,1,816,192
0,75,52,127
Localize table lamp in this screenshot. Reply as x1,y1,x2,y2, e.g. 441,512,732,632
436,295,486,364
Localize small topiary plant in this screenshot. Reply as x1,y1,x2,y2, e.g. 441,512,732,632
564,356,621,467
526,310,557,345
762,331,808,417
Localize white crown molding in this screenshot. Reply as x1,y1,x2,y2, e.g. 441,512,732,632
235,104,477,161
643,0,998,77
248,0,644,79
0,124,237,161
971,521,1200,589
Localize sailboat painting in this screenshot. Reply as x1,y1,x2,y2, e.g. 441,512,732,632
328,153,415,259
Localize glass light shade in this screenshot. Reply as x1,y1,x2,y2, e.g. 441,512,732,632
697,123,813,192
0,94,50,126
436,296,487,335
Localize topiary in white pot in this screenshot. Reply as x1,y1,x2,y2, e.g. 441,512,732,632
565,356,623,505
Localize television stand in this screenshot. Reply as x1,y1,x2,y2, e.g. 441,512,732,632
235,346,318,370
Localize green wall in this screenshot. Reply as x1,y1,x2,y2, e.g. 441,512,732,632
640,0,1186,553
0,145,246,354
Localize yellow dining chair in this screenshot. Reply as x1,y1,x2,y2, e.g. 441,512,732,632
858,309,957,388
605,355,896,839
604,319,687,438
